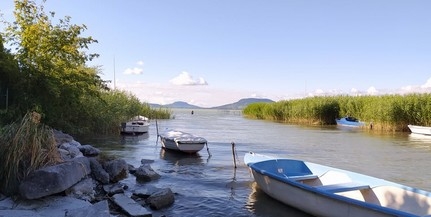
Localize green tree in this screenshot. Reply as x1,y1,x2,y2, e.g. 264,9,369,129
2,0,106,130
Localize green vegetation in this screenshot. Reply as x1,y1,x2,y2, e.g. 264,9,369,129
243,94,431,132
0,112,61,195
0,0,170,136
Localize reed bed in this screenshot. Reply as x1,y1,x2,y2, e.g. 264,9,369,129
243,93,431,132
0,112,62,195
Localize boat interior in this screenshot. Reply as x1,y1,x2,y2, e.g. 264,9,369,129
255,159,431,216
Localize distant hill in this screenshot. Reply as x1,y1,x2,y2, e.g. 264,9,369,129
211,98,274,110
149,98,274,110
150,101,202,109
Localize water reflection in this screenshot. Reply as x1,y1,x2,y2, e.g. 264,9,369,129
245,182,314,217
408,133,431,150
120,133,149,145
159,149,204,166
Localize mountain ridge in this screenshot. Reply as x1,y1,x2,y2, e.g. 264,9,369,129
149,98,274,110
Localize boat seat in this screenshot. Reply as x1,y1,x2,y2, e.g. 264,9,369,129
287,174,318,181
315,182,370,193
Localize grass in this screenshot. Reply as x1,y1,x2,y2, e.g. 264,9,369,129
0,112,62,195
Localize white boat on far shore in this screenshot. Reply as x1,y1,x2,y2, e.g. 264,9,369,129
120,116,150,135
408,124,431,136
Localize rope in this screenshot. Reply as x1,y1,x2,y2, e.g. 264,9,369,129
206,142,211,157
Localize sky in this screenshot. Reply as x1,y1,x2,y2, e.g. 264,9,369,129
1,0,431,107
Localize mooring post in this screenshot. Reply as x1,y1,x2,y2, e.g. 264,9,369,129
231,142,237,168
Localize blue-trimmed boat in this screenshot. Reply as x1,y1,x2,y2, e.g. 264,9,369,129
336,116,365,127
244,152,431,217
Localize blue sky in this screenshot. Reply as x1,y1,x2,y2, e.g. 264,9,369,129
1,0,431,107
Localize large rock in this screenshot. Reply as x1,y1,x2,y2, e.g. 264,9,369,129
89,158,110,184
0,196,92,217
19,157,91,199
146,188,175,210
65,199,110,217
103,159,128,183
65,178,95,202
79,145,100,157
111,194,152,217
134,165,161,182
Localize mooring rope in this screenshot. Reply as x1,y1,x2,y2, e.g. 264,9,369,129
206,142,211,157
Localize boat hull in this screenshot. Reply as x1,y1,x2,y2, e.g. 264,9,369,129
336,117,365,127
159,130,207,154
250,170,390,217
408,124,431,135
120,116,150,135
245,152,431,217
120,124,149,134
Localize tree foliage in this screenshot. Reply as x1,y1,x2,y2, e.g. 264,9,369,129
0,0,171,135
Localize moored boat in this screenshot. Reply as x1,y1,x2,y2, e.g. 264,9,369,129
120,115,150,135
158,130,207,154
407,124,431,136
336,116,365,127
244,151,431,217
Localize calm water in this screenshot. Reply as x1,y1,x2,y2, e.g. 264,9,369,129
80,109,431,217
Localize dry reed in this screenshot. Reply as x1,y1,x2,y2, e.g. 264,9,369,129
0,112,62,195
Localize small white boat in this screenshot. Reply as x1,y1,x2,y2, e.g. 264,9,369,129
244,152,431,217
120,116,150,135
408,124,431,136
158,130,207,154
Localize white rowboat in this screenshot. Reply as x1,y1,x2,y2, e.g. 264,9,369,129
244,152,431,217
159,130,207,154
407,124,431,136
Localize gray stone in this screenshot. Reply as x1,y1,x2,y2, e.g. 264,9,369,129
134,165,160,182
59,143,83,158
146,188,174,210
140,159,154,165
102,183,125,196
54,130,74,145
5,196,92,217
0,210,42,217
103,159,128,183
79,145,101,157
112,194,152,217
89,158,110,184
0,197,14,209
65,200,110,217
65,178,95,201
19,157,91,199
58,148,71,161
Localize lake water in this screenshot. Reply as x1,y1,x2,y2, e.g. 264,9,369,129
80,109,431,217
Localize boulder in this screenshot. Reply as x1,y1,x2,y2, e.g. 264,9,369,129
111,194,152,217
103,159,128,183
65,199,110,217
19,157,91,199
102,183,125,196
134,165,160,182
65,178,95,202
146,188,175,210
89,158,110,184
79,145,100,157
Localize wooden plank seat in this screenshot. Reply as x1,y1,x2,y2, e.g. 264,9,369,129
314,182,370,193
287,174,319,181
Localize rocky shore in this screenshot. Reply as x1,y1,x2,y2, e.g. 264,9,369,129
0,130,174,217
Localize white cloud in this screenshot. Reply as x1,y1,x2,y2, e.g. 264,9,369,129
123,67,144,75
170,71,208,86
137,60,144,66
367,86,378,95
421,78,431,89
